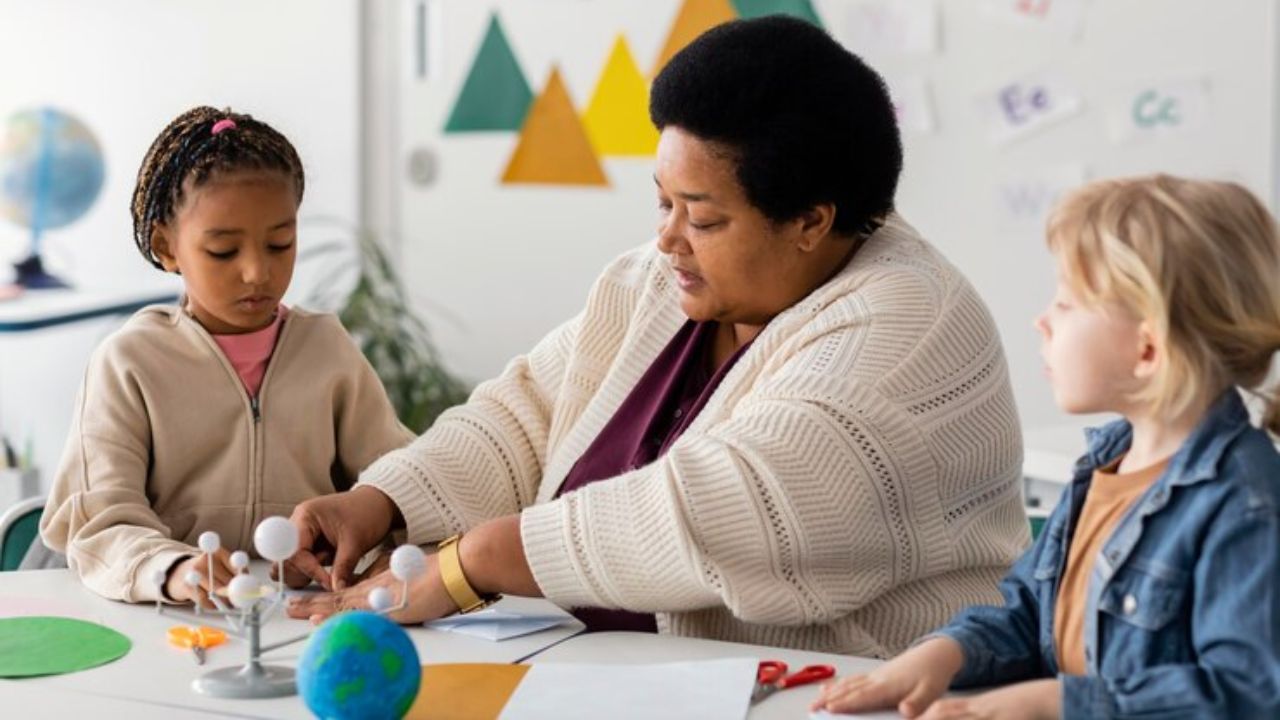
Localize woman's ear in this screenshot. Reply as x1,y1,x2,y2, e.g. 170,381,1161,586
150,224,180,274
793,203,837,253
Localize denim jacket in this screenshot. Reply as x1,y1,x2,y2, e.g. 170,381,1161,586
935,390,1280,719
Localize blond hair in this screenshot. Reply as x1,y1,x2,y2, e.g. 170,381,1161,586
1046,174,1280,434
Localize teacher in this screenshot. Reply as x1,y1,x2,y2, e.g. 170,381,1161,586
286,16,1027,658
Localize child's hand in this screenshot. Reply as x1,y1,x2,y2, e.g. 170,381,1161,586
165,549,236,608
809,636,964,717
914,679,1060,720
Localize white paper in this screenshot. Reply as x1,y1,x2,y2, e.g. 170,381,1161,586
980,0,1086,38
1108,78,1210,145
888,76,936,135
500,658,757,720
843,1,939,56
995,164,1087,228
425,608,572,641
981,71,1083,145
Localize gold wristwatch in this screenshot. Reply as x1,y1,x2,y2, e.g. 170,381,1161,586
437,533,498,613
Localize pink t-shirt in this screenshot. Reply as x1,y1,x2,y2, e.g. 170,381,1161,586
211,306,288,397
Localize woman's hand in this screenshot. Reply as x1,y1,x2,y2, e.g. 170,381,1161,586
165,550,236,608
285,485,400,591
285,550,460,624
810,636,965,717
286,514,542,624
914,679,1061,720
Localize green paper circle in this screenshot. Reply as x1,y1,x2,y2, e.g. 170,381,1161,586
0,616,132,678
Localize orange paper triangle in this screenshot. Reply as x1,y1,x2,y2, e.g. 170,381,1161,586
502,67,609,186
583,36,659,157
653,0,738,76
406,663,531,720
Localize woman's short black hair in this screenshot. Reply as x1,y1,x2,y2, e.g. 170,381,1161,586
650,16,902,237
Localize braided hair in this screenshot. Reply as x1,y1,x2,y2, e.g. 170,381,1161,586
130,106,305,270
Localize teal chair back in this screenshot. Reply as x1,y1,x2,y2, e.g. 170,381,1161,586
0,497,44,571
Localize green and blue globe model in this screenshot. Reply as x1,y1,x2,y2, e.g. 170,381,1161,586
296,611,421,720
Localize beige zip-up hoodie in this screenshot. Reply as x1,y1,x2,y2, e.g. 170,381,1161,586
41,304,414,602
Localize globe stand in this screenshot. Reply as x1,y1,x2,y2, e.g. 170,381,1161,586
153,518,428,701
12,253,68,289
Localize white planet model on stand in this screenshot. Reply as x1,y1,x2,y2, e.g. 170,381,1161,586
155,515,431,700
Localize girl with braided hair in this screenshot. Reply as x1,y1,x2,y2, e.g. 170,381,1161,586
40,106,413,606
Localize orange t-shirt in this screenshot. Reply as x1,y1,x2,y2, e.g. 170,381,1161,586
1053,456,1169,675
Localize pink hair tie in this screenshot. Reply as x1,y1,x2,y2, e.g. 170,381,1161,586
211,118,237,135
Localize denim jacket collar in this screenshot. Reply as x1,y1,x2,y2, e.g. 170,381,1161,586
1074,388,1251,489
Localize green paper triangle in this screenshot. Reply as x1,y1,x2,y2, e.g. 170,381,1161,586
444,14,533,132
730,0,824,27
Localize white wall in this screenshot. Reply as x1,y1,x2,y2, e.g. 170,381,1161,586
388,0,1277,434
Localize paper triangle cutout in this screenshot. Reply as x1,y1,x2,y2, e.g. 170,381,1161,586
652,0,738,76
444,14,533,132
731,0,824,27
583,36,660,157
502,67,609,186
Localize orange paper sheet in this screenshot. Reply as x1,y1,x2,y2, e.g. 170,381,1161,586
406,663,531,720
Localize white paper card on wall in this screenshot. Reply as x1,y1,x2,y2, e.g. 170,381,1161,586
995,164,1087,229
980,0,1086,37
888,76,936,134
1108,78,1210,145
843,1,939,57
981,71,1083,145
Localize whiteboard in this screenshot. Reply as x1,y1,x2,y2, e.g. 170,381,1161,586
393,0,1277,432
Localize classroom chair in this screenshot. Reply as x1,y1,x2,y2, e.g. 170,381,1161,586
0,496,44,571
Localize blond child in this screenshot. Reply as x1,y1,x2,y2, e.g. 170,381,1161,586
813,175,1280,718
41,107,413,606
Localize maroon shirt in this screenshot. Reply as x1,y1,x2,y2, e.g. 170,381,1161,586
555,320,755,632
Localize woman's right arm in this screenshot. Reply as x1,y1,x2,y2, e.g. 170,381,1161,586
353,310,583,546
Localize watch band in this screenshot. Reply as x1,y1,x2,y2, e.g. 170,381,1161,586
437,533,493,614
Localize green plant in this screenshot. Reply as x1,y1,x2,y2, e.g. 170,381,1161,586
337,231,471,432
297,219,469,432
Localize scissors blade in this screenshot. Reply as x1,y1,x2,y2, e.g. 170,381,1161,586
750,683,778,705
192,645,206,665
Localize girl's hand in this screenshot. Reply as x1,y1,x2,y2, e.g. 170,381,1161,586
810,637,965,717
916,679,1061,720
165,549,237,608
284,551,459,625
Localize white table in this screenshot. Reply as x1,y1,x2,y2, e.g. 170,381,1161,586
528,632,898,720
0,568,584,718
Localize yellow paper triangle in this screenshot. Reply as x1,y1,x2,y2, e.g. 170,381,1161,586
502,66,609,186
406,663,531,720
583,36,660,157
653,0,738,76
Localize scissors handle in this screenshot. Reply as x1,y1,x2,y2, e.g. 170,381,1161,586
777,664,836,689
757,660,788,685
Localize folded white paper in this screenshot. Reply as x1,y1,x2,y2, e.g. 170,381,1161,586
426,609,571,641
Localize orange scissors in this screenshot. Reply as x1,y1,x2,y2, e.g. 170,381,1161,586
167,625,227,665
751,659,836,704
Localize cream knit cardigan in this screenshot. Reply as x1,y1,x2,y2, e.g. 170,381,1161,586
361,214,1028,657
